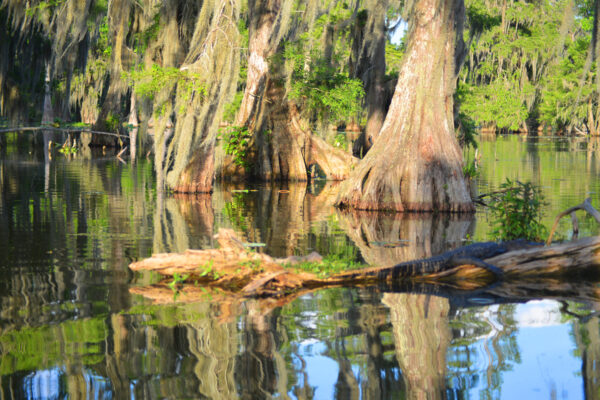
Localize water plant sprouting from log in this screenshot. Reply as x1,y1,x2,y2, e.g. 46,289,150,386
335,0,474,212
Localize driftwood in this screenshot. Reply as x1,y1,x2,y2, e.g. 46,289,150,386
129,229,600,303
546,197,600,245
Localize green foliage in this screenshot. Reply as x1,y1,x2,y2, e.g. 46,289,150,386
58,144,77,155
168,272,190,291
222,92,244,123
385,42,405,78
25,0,65,19
488,179,548,241
104,112,120,132
333,132,348,148
196,261,224,279
463,156,479,179
237,18,249,83
134,11,161,55
539,33,592,131
459,80,532,131
282,39,364,124
98,17,112,59
219,125,252,169
291,255,365,279
125,64,207,115
456,109,478,149
460,0,567,131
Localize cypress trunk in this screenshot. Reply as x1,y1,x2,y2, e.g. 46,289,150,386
335,0,473,212
236,0,280,129
264,84,357,181
353,0,389,151
218,0,281,180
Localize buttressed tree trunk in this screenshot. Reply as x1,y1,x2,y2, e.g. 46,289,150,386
237,0,282,129
166,0,240,193
336,0,473,212
217,0,282,180
265,85,357,181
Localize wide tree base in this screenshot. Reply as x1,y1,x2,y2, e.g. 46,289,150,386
171,144,215,193
335,157,475,212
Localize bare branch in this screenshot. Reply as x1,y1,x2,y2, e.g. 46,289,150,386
546,198,600,245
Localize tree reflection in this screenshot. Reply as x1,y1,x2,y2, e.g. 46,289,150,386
153,192,214,254
383,293,450,399
337,210,522,398
212,181,347,258
566,302,600,399
235,302,289,399
337,210,474,267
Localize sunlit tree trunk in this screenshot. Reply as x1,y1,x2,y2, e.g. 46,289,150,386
165,0,240,193
172,143,216,193
127,92,138,161
236,0,280,129
42,63,53,124
217,0,282,180
336,0,473,212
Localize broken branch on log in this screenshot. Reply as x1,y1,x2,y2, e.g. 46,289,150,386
546,197,600,245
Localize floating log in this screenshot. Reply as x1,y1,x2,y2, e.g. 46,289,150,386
129,229,600,302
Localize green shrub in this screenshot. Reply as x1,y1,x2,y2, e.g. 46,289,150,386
488,179,547,241
105,112,120,132
219,125,252,169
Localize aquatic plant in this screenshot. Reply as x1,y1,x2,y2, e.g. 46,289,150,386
291,255,365,279
487,178,548,241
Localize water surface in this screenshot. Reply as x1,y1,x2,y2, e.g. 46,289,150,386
0,133,599,399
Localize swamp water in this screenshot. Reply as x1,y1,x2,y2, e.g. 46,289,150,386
0,133,599,399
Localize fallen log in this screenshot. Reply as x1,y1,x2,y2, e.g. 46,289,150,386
129,229,600,301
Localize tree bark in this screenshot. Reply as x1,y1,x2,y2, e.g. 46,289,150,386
336,0,473,212
352,0,389,152
165,0,240,192
172,142,216,193
127,92,138,161
41,63,54,125
94,0,132,135
216,0,281,181
236,0,280,129
264,84,358,181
